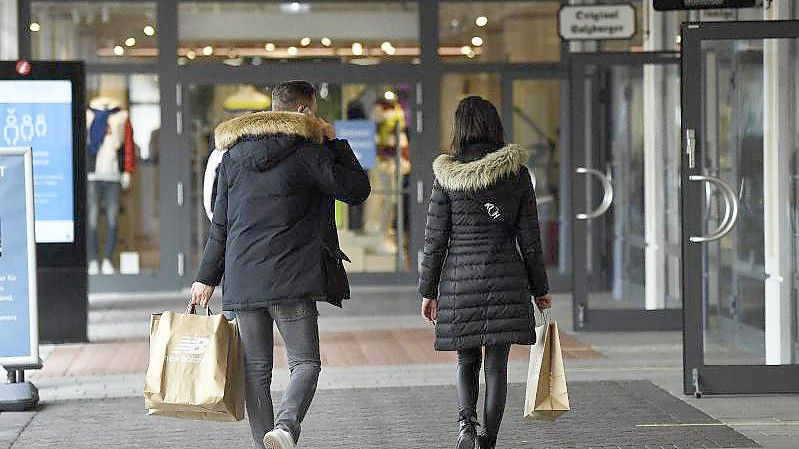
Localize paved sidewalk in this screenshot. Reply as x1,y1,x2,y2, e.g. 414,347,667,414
1,289,798,448
8,382,759,449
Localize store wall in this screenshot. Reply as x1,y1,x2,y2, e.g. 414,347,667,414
0,0,18,59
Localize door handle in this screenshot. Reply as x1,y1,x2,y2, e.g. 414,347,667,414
689,174,739,243
575,167,614,220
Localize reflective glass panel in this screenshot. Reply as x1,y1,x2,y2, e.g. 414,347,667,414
178,2,419,65
31,2,158,63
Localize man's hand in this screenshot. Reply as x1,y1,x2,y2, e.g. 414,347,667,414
421,298,438,324
316,117,336,140
191,281,215,308
534,293,552,310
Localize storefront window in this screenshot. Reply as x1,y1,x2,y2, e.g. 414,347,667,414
512,79,561,269
440,73,501,148
85,73,161,275
30,2,157,63
178,2,419,65
439,1,561,63
187,82,413,273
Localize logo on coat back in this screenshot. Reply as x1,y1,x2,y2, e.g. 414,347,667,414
166,336,210,364
484,202,501,220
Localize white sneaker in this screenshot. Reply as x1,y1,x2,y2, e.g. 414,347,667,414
101,259,115,275
263,428,295,449
88,260,99,276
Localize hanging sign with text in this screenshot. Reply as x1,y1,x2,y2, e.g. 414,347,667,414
0,147,39,367
558,4,637,41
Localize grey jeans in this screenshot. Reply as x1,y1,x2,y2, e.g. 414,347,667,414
236,299,321,448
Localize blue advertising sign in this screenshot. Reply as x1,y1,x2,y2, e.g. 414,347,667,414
0,81,75,243
0,148,39,366
335,120,377,169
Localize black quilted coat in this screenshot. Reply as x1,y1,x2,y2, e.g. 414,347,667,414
419,142,549,351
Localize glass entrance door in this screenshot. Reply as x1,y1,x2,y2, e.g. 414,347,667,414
681,21,799,395
571,52,682,331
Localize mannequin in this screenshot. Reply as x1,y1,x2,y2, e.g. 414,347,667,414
86,97,136,275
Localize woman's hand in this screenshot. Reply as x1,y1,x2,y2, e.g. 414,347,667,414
421,298,438,324
534,293,552,310
191,281,215,308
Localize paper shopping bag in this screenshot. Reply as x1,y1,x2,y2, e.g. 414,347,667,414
144,307,245,422
524,319,570,421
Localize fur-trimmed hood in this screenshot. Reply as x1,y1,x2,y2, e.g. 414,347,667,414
214,111,324,172
433,143,526,191
214,111,324,151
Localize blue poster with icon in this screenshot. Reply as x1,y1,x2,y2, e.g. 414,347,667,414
0,149,38,364
335,120,377,169
0,80,75,243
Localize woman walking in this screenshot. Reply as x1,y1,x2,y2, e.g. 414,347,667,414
419,96,552,449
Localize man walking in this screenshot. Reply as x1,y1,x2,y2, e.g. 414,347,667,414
190,81,371,449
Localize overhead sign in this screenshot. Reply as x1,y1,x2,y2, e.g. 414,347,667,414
0,147,39,367
0,80,75,243
334,120,377,169
654,0,757,11
558,4,637,41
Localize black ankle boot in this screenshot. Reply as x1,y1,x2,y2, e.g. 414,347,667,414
477,433,496,449
456,419,478,449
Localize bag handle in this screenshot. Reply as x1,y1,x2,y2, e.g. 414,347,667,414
538,307,552,324
185,301,213,316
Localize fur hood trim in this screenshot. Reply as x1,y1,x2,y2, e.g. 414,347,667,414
433,144,526,192
214,111,324,151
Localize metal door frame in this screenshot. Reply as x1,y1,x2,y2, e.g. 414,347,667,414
502,67,571,293
570,51,683,332
681,20,799,396
177,63,424,287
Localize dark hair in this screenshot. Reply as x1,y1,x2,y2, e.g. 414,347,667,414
271,80,317,111
450,96,504,156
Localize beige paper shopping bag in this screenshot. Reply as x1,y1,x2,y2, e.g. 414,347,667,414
524,312,570,421
144,306,245,422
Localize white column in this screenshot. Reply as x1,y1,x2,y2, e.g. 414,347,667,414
643,3,667,310
763,0,795,364
0,0,18,60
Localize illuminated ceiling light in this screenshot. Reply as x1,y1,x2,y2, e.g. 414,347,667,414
186,50,197,60
351,42,364,56
265,42,276,52
300,37,311,47
143,25,155,36
287,46,299,56
113,45,125,56
467,50,477,59
202,45,214,56
125,37,136,47
321,37,332,47
471,36,484,47
281,2,310,13
29,22,41,32
384,90,396,101
475,16,488,27
460,45,472,55
450,18,460,28
380,41,396,55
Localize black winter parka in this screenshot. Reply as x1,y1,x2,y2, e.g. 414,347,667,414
196,111,371,310
419,143,549,351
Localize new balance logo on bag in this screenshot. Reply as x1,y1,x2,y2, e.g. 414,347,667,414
172,336,210,355
165,336,211,364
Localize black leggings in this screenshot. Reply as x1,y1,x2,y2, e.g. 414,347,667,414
456,345,511,439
